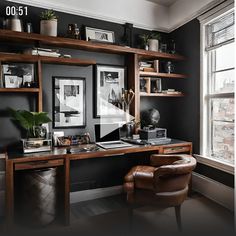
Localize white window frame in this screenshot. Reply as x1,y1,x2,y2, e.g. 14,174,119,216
197,0,235,174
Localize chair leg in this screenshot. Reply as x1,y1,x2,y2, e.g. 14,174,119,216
175,205,182,232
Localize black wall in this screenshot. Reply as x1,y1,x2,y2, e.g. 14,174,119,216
170,19,234,188
0,2,233,190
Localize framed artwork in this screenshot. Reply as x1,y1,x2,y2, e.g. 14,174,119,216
53,76,86,128
94,64,126,118
85,26,115,44
2,63,35,88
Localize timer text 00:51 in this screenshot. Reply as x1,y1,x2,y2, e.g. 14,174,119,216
5,6,28,16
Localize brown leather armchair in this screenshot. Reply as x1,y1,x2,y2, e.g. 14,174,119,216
123,154,197,231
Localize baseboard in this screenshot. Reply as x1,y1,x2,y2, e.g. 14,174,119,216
192,172,234,211
70,185,123,204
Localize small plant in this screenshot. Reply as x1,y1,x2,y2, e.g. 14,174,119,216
139,33,150,46
150,32,161,40
9,108,51,138
40,9,58,21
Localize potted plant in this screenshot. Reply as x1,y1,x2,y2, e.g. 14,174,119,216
148,32,161,51
40,9,58,36
9,108,51,139
139,33,150,50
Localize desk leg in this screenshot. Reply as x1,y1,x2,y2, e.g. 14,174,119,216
64,157,70,226
5,160,14,228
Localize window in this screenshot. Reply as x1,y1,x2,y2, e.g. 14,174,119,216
201,10,234,166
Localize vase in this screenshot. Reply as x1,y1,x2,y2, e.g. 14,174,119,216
148,39,159,51
40,19,57,36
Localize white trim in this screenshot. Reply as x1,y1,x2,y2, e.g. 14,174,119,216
70,185,123,204
194,154,234,174
192,172,234,211
169,0,226,32
198,0,234,24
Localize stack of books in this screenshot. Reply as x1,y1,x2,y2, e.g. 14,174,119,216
139,60,159,72
24,47,61,57
139,61,154,72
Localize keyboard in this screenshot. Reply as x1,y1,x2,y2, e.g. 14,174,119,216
122,138,171,146
96,140,133,149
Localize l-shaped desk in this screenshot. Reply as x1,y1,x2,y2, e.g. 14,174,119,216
5,139,192,227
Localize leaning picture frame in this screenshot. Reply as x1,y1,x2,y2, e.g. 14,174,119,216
53,76,86,128
94,64,126,118
2,63,35,88
85,26,115,44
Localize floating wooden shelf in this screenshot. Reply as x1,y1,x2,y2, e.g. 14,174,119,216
0,29,186,61
139,71,187,79
0,88,40,93
0,53,96,66
140,92,184,97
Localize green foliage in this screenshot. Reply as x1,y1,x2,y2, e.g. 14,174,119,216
139,34,150,45
150,32,161,40
40,9,58,20
139,32,162,47
9,108,51,138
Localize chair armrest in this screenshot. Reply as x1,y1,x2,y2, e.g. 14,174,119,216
150,154,195,167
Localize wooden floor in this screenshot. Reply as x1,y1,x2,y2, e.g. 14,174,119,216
1,192,234,236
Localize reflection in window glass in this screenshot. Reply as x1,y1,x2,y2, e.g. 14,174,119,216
213,70,234,93
210,98,234,164
215,43,235,71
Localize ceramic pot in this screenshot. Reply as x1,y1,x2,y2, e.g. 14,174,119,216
148,39,159,51
6,18,23,32
40,19,57,36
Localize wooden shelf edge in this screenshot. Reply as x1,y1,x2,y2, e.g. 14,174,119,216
0,52,96,66
0,29,186,61
0,88,40,93
139,71,187,79
140,92,184,97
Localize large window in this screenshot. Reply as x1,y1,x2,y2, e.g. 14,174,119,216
201,10,234,166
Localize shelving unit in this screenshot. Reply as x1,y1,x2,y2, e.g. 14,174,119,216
140,92,184,97
0,29,187,120
139,71,187,79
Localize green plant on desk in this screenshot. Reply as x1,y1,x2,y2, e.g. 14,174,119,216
9,108,51,139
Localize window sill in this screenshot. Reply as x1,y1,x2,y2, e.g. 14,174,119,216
193,154,234,175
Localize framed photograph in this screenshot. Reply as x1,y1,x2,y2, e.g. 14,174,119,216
53,77,86,128
94,64,126,118
2,63,35,88
85,26,115,44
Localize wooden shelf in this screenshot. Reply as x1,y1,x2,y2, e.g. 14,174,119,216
140,92,184,97
0,53,96,66
0,29,186,61
139,71,187,79
0,88,40,93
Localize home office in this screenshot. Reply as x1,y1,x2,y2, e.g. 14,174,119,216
0,0,234,235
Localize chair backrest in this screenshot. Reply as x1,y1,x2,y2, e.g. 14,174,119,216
151,155,196,194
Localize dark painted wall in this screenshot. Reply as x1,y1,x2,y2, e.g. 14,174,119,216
0,1,166,191
0,2,233,190
170,19,234,188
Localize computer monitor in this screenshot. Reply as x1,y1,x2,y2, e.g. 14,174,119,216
95,123,120,142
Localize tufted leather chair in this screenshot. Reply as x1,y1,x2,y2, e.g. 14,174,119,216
123,154,197,231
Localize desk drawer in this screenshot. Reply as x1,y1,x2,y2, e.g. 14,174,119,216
163,146,191,154
15,159,64,170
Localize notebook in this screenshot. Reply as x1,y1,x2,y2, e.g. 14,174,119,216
95,124,132,149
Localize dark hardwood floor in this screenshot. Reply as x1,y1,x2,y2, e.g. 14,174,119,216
0,192,234,236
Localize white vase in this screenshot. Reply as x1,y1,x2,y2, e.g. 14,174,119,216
148,39,159,51
40,19,57,36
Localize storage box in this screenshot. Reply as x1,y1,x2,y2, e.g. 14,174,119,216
21,139,52,153
139,128,167,140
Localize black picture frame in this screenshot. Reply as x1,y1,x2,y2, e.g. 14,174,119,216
1,63,35,88
94,64,126,118
85,26,115,44
52,76,86,128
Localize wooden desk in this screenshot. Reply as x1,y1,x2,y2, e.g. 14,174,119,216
5,139,192,227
